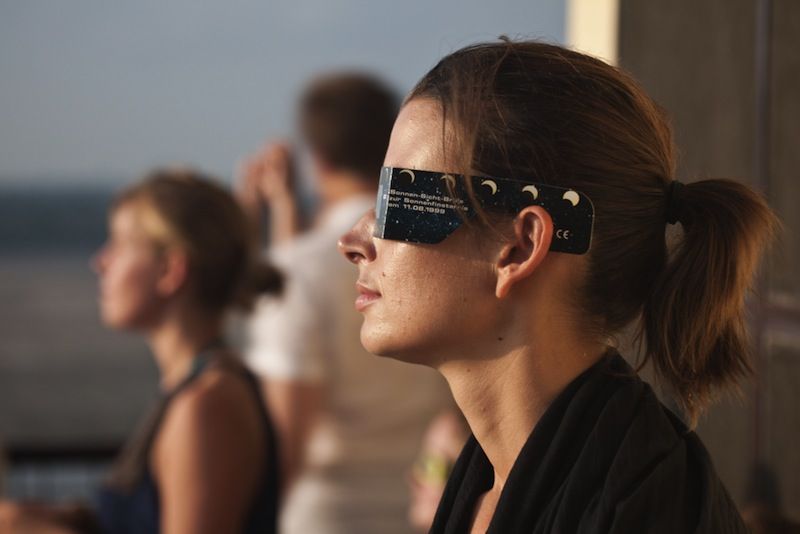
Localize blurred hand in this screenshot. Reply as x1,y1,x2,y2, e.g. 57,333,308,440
236,142,300,246
0,501,77,534
407,467,448,532
0,500,19,532
237,142,295,208
407,410,468,532
258,142,296,202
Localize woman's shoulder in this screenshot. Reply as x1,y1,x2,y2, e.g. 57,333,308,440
150,357,268,486
166,358,262,431
153,357,265,459
550,353,744,532
597,381,746,532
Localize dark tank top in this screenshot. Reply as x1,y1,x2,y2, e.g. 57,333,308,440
93,349,279,534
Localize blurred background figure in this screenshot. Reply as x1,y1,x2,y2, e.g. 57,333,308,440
407,410,469,533
740,463,800,534
236,72,450,534
1,169,282,534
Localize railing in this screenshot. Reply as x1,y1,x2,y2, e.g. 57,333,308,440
2,445,120,502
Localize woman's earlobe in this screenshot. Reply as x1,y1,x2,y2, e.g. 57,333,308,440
495,243,517,299
90,245,107,274
157,250,189,296
494,206,553,299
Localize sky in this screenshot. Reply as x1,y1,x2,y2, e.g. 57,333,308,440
0,1,564,186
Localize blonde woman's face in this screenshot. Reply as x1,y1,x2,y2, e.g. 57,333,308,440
92,203,166,330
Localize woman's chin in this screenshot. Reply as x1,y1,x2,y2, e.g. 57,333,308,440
99,306,140,331
360,330,435,367
100,313,127,330
361,331,403,359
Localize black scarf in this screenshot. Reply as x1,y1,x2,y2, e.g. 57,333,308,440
430,353,747,534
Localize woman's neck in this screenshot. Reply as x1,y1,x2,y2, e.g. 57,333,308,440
147,310,224,390
438,323,606,494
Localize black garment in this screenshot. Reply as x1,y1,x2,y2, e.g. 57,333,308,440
95,354,280,534
430,352,747,534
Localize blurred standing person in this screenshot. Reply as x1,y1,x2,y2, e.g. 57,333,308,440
238,73,449,534
0,169,281,534
407,410,469,533
740,463,800,534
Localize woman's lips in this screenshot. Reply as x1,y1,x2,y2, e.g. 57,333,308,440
355,282,381,311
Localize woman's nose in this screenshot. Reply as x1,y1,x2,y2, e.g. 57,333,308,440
338,209,377,265
90,244,107,274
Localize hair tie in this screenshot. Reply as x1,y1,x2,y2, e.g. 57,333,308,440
665,180,685,225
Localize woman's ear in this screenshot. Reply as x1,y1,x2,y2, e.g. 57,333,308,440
495,206,553,299
156,249,189,297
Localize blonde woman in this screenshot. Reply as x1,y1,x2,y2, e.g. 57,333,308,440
1,169,281,534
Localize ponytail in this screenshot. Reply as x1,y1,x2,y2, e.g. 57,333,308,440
640,178,779,425
233,260,284,312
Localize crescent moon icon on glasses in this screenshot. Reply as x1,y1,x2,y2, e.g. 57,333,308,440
522,185,539,200
562,190,580,206
480,179,498,195
399,169,415,183
441,174,456,188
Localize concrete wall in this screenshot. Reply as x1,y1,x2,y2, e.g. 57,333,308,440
619,0,800,520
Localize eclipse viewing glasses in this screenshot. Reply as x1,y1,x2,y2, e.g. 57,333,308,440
374,166,594,254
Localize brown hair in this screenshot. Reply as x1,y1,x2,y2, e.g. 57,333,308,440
410,40,779,424
113,167,282,313
300,72,398,180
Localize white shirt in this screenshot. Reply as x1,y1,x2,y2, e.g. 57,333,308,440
246,195,449,534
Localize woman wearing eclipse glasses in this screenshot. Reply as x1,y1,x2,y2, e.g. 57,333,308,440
339,40,777,533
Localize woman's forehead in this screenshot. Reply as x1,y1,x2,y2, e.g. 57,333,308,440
384,99,452,171
110,203,139,232
110,202,160,244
